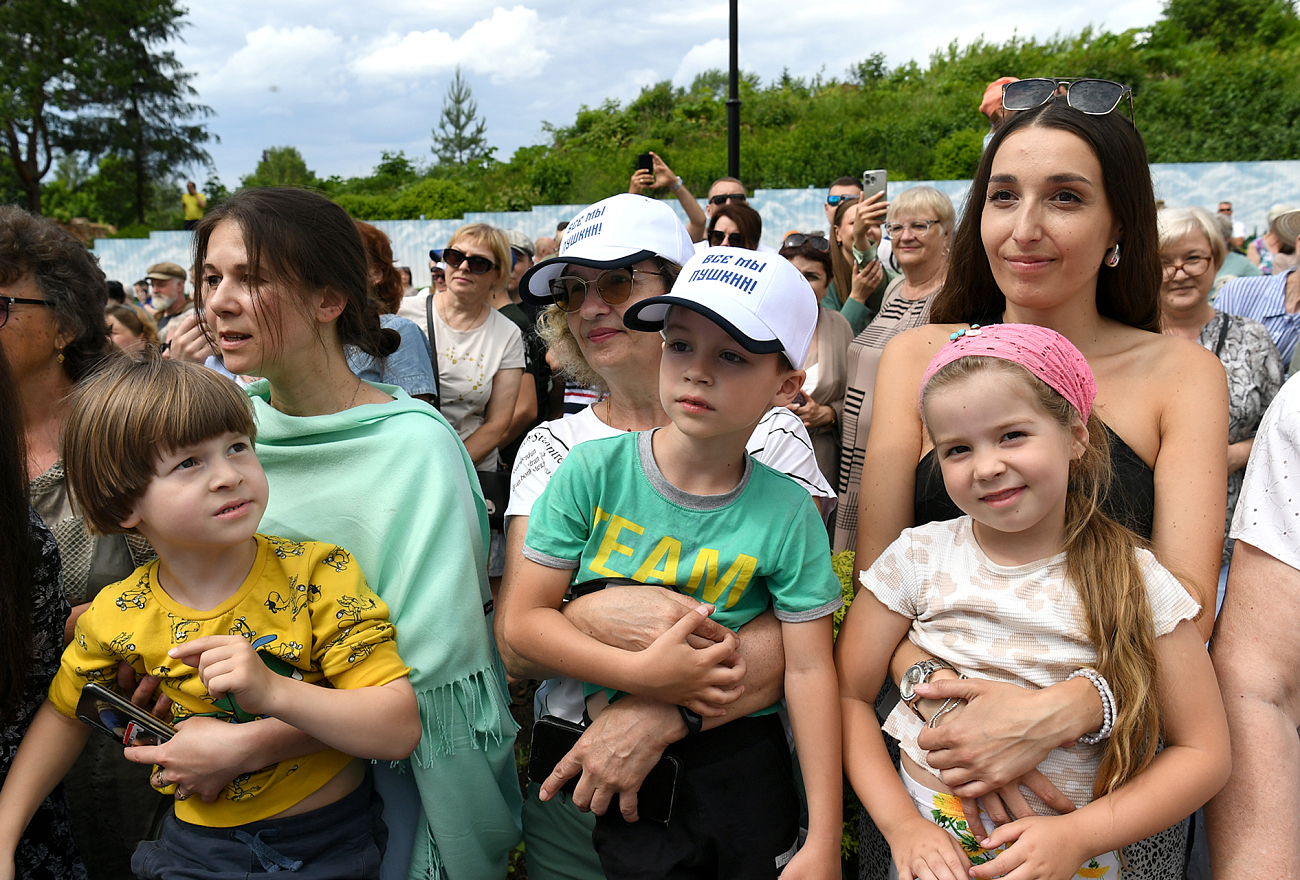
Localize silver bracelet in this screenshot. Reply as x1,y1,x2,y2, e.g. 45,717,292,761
926,696,962,729
1068,668,1115,744
924,673,969,729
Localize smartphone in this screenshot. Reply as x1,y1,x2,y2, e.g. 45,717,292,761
76,682,176,746
636,153,654,176
861,168,887,201
528,714,681,824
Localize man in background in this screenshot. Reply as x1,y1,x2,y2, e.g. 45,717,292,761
181,181,207,230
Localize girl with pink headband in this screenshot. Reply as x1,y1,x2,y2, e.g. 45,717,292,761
839,323,1229,880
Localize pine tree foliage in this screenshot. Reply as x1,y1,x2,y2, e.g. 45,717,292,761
431,67,490,167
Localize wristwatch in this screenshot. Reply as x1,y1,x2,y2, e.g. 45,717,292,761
672,176,684,191
900,658,955,720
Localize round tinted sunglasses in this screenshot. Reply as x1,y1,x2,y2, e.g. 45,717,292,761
1002,78,1135,123
443,247,497,275
549,268,663,313
782,233,830,252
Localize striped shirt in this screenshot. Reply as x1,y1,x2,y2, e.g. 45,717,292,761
1214,269,1300,365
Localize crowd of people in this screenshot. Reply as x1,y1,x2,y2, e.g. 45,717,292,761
2,75,1300,880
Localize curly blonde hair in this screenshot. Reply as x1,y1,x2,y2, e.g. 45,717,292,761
536,257,682,395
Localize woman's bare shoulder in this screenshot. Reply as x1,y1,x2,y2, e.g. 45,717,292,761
885,322,961,363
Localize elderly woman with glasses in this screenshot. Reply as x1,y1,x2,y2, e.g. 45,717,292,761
1158,206,1283,613
497,193,834,880
833,185,954,552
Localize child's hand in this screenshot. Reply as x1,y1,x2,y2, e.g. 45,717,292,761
168,636,278,716
970,815,1087,880
780,838,840,880
635,606,745,714
890,815,972,880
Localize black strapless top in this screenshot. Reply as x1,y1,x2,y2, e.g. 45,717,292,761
913,423,1156,540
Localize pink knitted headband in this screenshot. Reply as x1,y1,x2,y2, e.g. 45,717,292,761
919,323,1097,421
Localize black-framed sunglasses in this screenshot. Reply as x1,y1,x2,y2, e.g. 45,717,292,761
1002,78,1135,123
825,194,859,207
782,233,831,252
708,230,750,248
708,193,747,206
549,268,663,313
0,295,52,329
442,247,497,275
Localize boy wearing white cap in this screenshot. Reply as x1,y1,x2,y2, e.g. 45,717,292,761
505,247,843,879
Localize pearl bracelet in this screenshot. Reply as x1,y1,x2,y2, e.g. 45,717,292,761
1068,667,1115,744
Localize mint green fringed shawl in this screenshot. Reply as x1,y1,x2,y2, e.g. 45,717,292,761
247,381,521,878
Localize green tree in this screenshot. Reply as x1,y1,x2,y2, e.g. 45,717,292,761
431,67,490,167
1150,0,1300,51
65,0,215,224
0,0,211,215
241,147,318,189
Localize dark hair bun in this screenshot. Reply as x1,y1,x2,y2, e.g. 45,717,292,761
377,327,402,358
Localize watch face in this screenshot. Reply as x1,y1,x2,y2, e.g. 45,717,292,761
900,666,923,702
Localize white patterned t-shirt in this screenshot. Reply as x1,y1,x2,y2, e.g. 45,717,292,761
860,516,1200,812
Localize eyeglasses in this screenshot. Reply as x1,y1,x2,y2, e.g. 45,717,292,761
549,268,663,313
782,233,830,252
1002,78,1135,123
708,230,750,248
825,194,859,207
0,295,52,329
1160,254,1212,278
708,193,747,206
442,247,497,275
884,220,942,237
432,269,446,282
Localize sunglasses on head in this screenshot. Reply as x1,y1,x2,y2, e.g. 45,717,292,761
708,230,750,248
0,295,52,329
1002,78,1135,123
549,267,663,313
825,194,859,207
782,233,830,252
708,193,747,206
442,247,497,275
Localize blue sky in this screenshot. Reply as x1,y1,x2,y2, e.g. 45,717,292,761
172,0,1166,187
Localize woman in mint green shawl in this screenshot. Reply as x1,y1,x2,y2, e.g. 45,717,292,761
181,187,522,880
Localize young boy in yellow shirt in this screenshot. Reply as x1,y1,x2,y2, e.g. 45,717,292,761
0,357,421,880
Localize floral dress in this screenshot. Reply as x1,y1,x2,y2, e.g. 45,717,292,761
2,510,87,880
1197,311,1285,566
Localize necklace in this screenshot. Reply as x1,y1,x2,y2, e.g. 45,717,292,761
605,396,616,431
346,376,363,410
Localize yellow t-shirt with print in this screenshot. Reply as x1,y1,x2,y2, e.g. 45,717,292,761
49,533,410,827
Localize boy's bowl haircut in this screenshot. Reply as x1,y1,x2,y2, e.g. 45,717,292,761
61,352,258,536
623,247,817,370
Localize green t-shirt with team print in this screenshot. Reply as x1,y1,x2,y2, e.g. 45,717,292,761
523,429,841,711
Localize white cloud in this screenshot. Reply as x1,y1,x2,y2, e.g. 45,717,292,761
203,25,348,102
352,6,550,83
671,38,729,87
